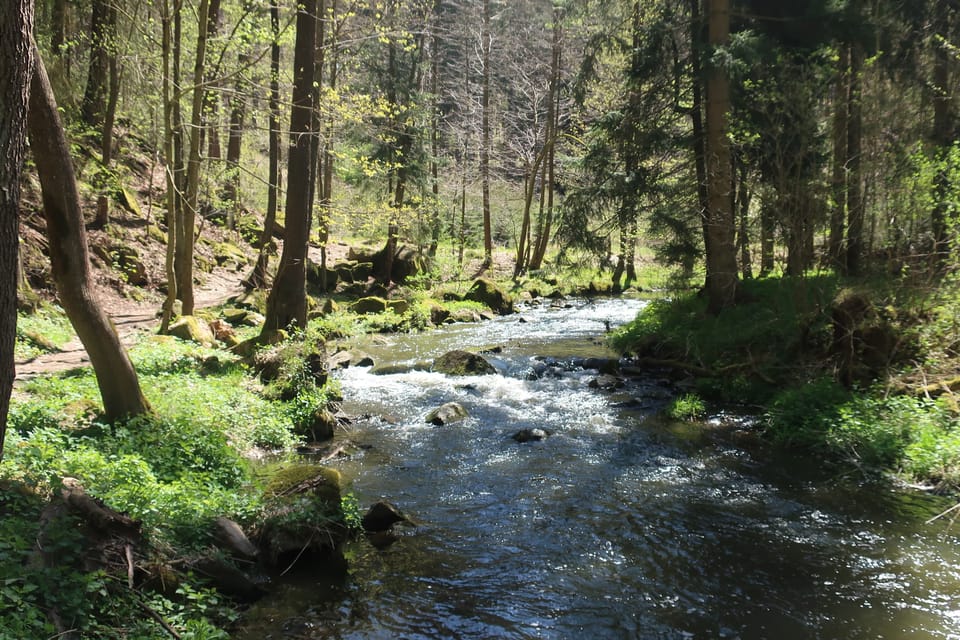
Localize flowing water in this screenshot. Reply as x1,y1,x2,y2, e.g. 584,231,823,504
237,298,960,639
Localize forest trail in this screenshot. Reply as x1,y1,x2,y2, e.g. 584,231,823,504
14,270,245,381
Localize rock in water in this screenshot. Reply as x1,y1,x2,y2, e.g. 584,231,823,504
432,350,496,376
425,402,469,426
361,501,408,532
512,428,550,443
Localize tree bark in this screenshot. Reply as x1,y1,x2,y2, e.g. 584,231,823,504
828,45,849,268
689,0,711,262
246,2,282,290
28,50,150,421
704,0,738,312
480,0,493,267
845,42,864,276
159,0,179,333
81,0,110,130
0,0,35,461
931,2,954,268
94,1,121,230
263,0,317,332
177,0,211,315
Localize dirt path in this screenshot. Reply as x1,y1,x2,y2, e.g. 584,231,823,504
15,271,244,381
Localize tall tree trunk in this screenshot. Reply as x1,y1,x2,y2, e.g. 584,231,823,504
28,50,150,421
82,0,110,130
0,0,35,460
480,0,493,267
204,0,223,160
704,0,738,312
529,4,563,272
177,0,211,316
247,1,282,290
221,51,249,224
736,157,752,279
689,0,711,260
263,0,316,332
428,0,442,258
51,0,66,55
94,1,120,230
845,42,864,276
828,45,849,268
931,2,954,268
760,198,775,276
160,0,180,332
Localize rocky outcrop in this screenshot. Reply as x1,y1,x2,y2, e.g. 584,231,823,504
352,296,388,315
432,350,497,376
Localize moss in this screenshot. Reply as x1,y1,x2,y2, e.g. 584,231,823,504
264,463,342,506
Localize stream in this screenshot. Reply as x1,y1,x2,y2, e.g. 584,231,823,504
236,298,960,639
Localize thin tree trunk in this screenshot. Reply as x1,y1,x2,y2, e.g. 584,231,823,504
221,51,249,225
689,0,710,261
160,0,179,332
931,2,954,268
82,0,109,130
28,50,150,421
737,158,752,279
704,0,738,311
177,0,211,316
828,45,849,268
0,0,35,460
246,1,282,290
845,41,864,276
760,198,775,275
429,0,442,257
94,2,121,230
480,0,493,267
263,0,317,332
204,0,223,160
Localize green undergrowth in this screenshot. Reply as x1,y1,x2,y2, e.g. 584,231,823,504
15,303,76,361
611,274,960,490
0,331,355,638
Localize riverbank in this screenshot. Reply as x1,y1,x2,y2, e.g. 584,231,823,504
608,274,960,493
1,265,636,638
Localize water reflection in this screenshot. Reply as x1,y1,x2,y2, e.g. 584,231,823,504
236,299,960,639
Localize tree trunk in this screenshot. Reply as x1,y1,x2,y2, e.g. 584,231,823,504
0,0,35,460
429,0,442,258
94,2,121,230
28,50,150,421
263,0,317,332
689,0,711,261
221,51,248,223
704,0,738,312
845,42,864,276
160,0,179,333
247,2,282,290
204,0,223,160
828,45,849,268
736,157,752,279
931,2,954,268
81,0,110,130
177,0,211,316
760,198,775,276
480,0,493,267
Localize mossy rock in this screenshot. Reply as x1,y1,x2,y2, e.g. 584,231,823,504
168,315,215,346
229,289,267,312
352,296,388,315
214,242,251,269
117,185,143,217
147,224,167,244
222,307,265,327
429,304,450,325
264,464,343,506
464,278,514,315
387,299,410,315
432,350,496,376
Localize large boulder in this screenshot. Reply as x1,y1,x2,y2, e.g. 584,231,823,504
464,278,514,315
425,402,469,426
432,350,496,376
